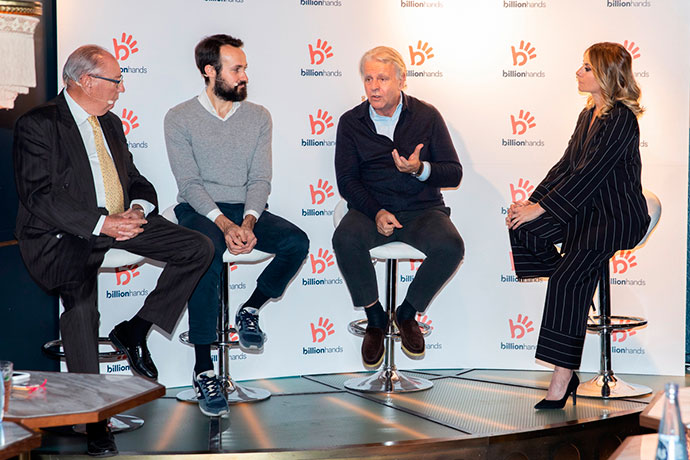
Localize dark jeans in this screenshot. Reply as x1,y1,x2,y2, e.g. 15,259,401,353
175,203,309,344
332,206,464,311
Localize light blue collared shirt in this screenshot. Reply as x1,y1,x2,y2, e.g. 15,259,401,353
369,94,430,181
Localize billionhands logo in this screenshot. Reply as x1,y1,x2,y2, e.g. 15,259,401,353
310,248,335,274
503,109,544,148
409,259,422,271
308,39,333,65
409,41,434,66
510,110,536,135
310,317,335,343
623,40,641,59
309,179,334,205
115,264,140,286
120,108,139,135
112,32,148,76
406,40,443,78
509,314,534,339
510,178,534,202
113,33,139,61
610,250,646,287
612,251,637,274
612,320,638,343
301,39,342,78
309,109,334,135
511,40,536,66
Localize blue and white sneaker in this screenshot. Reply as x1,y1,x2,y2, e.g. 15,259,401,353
192,370,229,417
235,306,265,353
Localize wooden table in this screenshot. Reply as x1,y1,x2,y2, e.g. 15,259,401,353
609,433,659,459
3,370,164,429
640,386,690,430
0,421,41,460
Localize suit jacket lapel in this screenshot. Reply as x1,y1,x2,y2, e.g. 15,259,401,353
55,92,100,211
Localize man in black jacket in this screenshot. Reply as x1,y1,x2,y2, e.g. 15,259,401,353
13,44,212,457
333,46,464,368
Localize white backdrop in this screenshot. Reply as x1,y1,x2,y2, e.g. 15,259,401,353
56,0,690,387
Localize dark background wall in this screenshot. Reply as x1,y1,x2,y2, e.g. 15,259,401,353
0,0,58,371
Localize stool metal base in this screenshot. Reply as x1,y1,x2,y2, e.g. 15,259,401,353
577,374,652,399
344,368,433,393
176,381,271,405
73,414,144,434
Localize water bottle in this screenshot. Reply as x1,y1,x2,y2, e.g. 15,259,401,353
656,382,689,460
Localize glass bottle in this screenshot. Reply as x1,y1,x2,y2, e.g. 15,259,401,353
656,382,689,460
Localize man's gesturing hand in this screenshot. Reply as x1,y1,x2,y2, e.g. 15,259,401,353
392,143,424,174
375,209,402,236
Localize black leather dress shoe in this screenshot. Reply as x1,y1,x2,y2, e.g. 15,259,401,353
87,425,118,457
109,322,158,380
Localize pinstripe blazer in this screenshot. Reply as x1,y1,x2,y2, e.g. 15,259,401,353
528,102,650,253
13,91,158,291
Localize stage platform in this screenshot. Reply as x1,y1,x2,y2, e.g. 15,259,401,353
33,369,688,459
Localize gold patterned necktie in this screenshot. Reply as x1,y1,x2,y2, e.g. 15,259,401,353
87,115,124,214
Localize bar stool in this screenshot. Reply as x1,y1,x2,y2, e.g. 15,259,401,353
333,200,433,393
161,206,272,404
577,189,661,399
42,248,146,433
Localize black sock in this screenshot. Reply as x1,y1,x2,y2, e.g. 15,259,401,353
243,287,270,311
86,419,108,436
127,315,153,343
396,300,417,323
364,301,387,329
194,344,213,375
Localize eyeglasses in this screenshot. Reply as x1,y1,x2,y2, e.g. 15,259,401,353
90,74,124,86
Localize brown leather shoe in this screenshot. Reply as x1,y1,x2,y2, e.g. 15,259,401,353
394,312,425,358
361,327,385,368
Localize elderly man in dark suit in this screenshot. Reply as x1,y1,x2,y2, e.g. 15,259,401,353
13,44,213,457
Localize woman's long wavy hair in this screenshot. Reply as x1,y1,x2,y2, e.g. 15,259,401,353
586,42,644,118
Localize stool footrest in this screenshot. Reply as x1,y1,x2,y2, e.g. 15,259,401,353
586,315,647,332
347,319,433,339
178,331,241,349
42,338,126,361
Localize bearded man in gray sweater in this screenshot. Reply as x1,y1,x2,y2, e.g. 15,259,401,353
164,34,309,417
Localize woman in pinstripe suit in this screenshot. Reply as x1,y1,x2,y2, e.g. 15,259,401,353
506,42,650,409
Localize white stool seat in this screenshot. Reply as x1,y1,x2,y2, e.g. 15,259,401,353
370,242,425,261
636,189,661,248
223,250,273,264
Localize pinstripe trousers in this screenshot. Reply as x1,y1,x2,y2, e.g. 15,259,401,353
509,213,613,369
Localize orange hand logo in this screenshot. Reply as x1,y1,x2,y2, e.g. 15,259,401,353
120,108,139,136
510,110,536,135
311,317,335,343
511,40,536,66
229,263,238,273
509,314,534,339
623,40,640,59
308,39,333,65
409,40,434,66
611,251,637,274
416,314,433,333
309,179,335,205
510,178,535,202
612,319,638,343
309,109,334,135
409,259,423,271
310,248,335,274
115,264,140,286
113,33,139,61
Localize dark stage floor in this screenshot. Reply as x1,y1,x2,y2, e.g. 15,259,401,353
33,369,688,459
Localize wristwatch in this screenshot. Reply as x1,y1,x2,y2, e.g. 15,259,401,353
410,162,425,178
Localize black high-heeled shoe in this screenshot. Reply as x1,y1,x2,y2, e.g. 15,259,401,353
534,373,579,409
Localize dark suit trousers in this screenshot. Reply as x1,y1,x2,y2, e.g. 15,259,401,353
332,206,464,311
59,215,213,373
509,214,613,369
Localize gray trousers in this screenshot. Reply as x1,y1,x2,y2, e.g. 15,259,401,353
332,206,464,311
